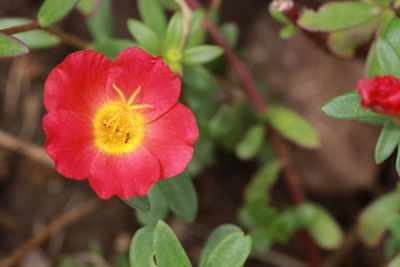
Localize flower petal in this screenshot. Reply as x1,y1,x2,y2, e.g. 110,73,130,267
109,47,180,122
44,50,112,115
144,103,199,178
43,110,96,180
88,147,160,199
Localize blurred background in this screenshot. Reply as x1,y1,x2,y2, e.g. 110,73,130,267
0,0,396,266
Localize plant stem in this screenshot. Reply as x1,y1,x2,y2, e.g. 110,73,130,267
185,0,321,266
45,27,88,49
0,22,41,35
0,21,88,50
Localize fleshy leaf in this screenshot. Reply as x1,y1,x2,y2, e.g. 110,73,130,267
154,220,192,267
165,12,183,49
201,231,252,267
358,191,400,246
136,184,169,225
376,38,400,78
199,225,242,267
158,172,198,222
245,161,281,201
383,18,400,55
129,226,156,267
365,42,383,78
209,105,235,139
220,22,239,47
185,10,205,49
375,120,400,164
0,33,29,58
77,0,98,17
86,0,113,42
264,106,319,148
127,19,160,55
306,204,344,249
321,92,383,119
327,19,377,58
138,0,167,37
38,0,79,27
120,195,150,212
183,45,224,65
298,1,381,32
236,124,266,160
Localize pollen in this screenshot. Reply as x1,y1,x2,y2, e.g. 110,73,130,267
93,84,152,154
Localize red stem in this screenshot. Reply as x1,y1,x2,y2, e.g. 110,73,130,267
0,22,88,49
0,22,41,35
185,0,320,266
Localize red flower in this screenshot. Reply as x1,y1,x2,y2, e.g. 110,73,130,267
43,47,199,199
357,75,400,115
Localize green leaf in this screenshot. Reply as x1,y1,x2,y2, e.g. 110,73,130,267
298,1,381,32
375,120,400,164
0,33,29,58
158,172,198,222
306,205,344,249
186,10,205,49
77,0,98,17
327,19,377,58
220,22,239,47
378,10,396,37
88,39,136,60
38,0,79,27
129,226,156,267
376,38,400,77
236,124,266,160
86,0,113,42
201,231,252,267
365,42,383,78
199,225,242,267
138,0,167,37
264,106,319,148
268,2,289,24
0,18,60,49
279,24,297,39
136,185,169,225
209,105,235,139
383,18,400,54
120,195,150,212
321,92,383,119
183,45,224,65
154,220,192,267
182,65,219,92
165,12,183,49
359,191,400,246
127,19,160,55
245,161,281,202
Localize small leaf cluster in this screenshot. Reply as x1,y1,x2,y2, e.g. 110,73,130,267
128,0,223,74
270,0,397,58
238,161,343,252
130,221,251,267
358,185,400,261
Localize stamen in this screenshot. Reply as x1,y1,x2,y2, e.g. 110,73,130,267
129,104,154,110
127,86,142,106
113,84,127,104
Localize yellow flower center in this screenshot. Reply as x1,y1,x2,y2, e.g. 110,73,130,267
94,84,152,154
